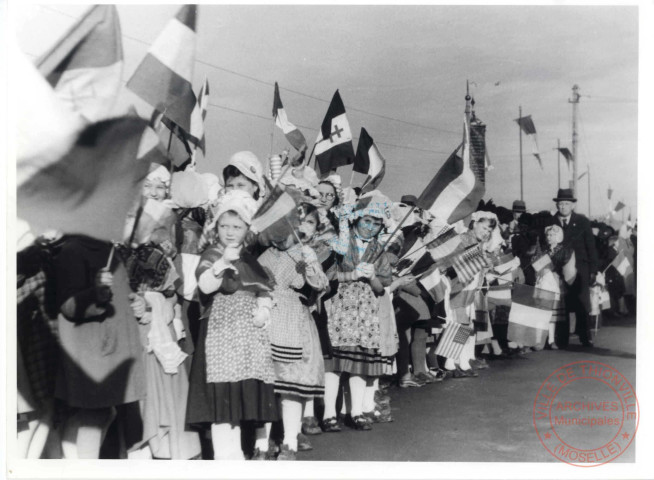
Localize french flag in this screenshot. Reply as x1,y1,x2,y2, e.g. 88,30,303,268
273,82,307,152
416,115,485,225
353,128,386,195
507,284,557,349
188,77,209,155
127,5,198,133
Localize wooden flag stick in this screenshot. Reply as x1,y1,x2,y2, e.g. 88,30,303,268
348,167,356,188
105,244,115,270
306,141,319,170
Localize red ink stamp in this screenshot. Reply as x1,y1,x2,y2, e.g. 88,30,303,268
533,361,639,466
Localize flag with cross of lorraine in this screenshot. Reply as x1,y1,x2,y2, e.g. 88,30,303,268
314,90,355,177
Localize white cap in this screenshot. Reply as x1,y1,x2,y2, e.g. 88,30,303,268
224,151,265,196
214,189,258,226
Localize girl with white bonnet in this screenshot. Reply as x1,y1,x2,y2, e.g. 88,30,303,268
186,190,278,460
121,163,201,459
533,224,576,350
443,211,499,378
257,202,330,460
197,151,266,253
323,191,394,431
222,151,266,202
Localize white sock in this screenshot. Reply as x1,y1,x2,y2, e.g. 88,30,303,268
548,323,556,344
362,381,376,413
323,372,340,419
230,424,244,460
491,339,503,355
458,336,475,370
254,423,271,451
212,423,243,460
303,399,314,419
63,408,115,459
127,445,152,459
444,358,456,371
508,341,518,348
349,375,367,417
281,397,302,451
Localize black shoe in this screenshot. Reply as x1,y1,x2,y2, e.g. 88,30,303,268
350,415,372,431
297,433,313,452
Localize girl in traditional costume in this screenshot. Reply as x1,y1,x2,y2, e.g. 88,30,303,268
257,203,330,459
186,190,277,460
122,165,201,459
323,192,393,431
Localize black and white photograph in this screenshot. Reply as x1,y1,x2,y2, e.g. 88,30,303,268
5,1,653,478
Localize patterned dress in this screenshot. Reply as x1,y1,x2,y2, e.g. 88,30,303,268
258,244,328,399
328,231,393,377
186,246,278,425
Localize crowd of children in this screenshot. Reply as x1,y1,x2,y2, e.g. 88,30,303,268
16,150,637,460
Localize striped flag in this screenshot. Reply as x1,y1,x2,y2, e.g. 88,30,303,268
490,253,518,275
419,265,447,303
250,181,303,246
515,115,542,168
452,245,489,284
434,323,473,360
416,116,484,224
394,226,459,276
155,77,209,165
314,90,355,177
486,283,513,308
507,284,557,348
558,147,573,170
354,128,386,195
449,270,483,309
36,5,123,123
273,82,307,152
427,228,463,264
531,253,553,273
189,77,209,155
611,251,632,277
127,5,198,132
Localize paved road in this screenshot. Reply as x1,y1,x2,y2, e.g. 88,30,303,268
300,314,636,463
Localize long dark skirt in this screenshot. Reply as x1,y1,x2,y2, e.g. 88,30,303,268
186,318,279,427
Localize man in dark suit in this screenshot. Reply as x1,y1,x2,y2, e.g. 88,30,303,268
552,189,599,347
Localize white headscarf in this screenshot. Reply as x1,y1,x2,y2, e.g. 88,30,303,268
213,189,258,226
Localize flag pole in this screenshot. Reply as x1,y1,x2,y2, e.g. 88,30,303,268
306,141,318,170
348,167,356,188
556,138,561,188
270,118,275,156
587,163,591,218
519,105,523,201
105,244,115,270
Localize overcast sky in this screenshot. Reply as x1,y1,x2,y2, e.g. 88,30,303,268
16,3,640,218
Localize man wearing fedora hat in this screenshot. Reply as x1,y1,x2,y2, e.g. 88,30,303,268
552,188,599,347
